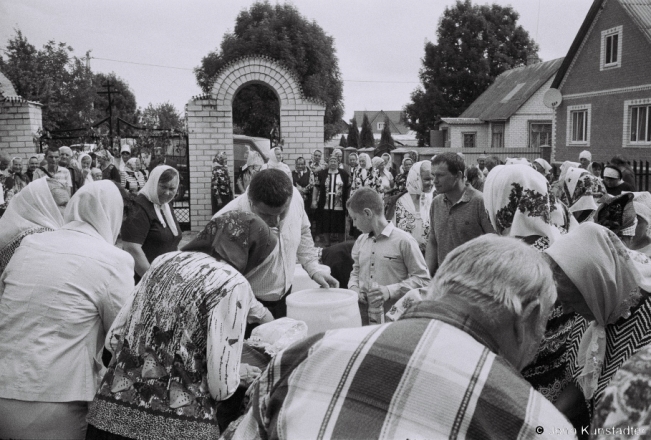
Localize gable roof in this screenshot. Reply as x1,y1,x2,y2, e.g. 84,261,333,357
353,110,410,134
459,57,563,121
552,0,651,89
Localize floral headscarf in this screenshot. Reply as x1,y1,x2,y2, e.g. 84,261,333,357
546,223,651,400
559,161,580,183
561,167,606,218
213,151,227,166
126,157,140,173
484,164,561,243
182,211,277,276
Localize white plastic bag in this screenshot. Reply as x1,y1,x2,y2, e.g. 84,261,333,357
247,317,308,356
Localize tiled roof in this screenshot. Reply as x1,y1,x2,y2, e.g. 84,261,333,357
460,57,564,121
440,118,483,125
620,0,651,43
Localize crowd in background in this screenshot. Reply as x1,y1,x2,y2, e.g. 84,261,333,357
1,142,651,439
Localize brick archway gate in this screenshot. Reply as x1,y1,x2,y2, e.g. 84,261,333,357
186,56,326,231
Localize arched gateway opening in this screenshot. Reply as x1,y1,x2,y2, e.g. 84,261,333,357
186,56,326,231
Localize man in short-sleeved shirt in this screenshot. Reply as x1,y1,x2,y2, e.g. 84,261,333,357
427,152,494,274
32,147,73,194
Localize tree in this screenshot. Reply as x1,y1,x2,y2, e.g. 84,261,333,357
404,0,539,145
378,117,395,152
359,113,375,149
93,72,139,132
195,2,344,140
347,117,360,149
141,102,184,131
338,134,347,148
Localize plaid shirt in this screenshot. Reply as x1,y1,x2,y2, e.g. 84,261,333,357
227,298,576,440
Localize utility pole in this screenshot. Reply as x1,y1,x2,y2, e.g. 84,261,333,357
98,81,120,151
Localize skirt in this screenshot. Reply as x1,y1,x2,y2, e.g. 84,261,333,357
319,209,346,234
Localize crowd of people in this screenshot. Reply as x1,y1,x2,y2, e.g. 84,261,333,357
1,142,651,439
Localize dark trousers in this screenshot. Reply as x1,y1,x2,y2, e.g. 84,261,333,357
245,287,292,338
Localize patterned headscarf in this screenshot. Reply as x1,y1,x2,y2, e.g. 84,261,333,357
182,211,278,275
96,149,114,162
561,167,606,219
596,193,638,237
484,164,561,243
214,151,227,166
559,161,580,183
546,223,651,399
125,157,140,173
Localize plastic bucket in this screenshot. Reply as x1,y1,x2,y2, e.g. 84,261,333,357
286,288,361,336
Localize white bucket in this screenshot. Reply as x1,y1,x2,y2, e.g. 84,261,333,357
286,288,361,336
292,264,331,292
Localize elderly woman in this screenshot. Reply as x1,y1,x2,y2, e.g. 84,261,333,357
602,164,635,195
546,223,651,427
393,161,434,254
0,178,69,273
236,151,264,194
211,152,233,215
551,160,580,198
3,157,30,204
558,166,606,223
394,157,413,193
0,181,134,439
121,158,147,194
96,149,121,184
372,156,394,194
533,158,553,180
350,153,380,198
264,147,292,179
121,165,182,280
483,164,582,405
85,211,276,439
313,155,350,245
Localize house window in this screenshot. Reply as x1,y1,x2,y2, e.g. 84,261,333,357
600,26,622,70
491,123,504,148
623,99,651,147
463,132,476,148
530,122,552,148
377,122,385,130
567,104,591,146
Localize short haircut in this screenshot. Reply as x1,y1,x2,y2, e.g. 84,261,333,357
295,156,305,164
432,152,465,175
159,168,178,185
249,169,294,208
346,187,384,215
466,166,481,181
610,155,627,166
46,146,60,156
429,234,556,323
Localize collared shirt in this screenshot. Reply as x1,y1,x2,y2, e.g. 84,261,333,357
429,184,495,266
0,225,134,402
228,299,575,440
33,166,73,189
213,187,320,300
348,222,430,301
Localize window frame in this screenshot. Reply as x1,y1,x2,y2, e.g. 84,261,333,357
462,132,477,149
623,99,651,148
377,122,385,130
600,26,623,71
529,121,552,149
491,122,505,148
566,104,591,146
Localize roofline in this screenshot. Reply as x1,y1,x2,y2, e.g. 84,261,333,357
551,0,606,89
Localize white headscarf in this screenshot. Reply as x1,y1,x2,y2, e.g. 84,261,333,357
0,178,66,250
505,157,531,166
484,165,561,242
534,158,552,175
63,180,123,244
78,153,94,185
266,147,292,178
559,161,580,183
138,165,179,237
357,153,372,170
405,160,434,220
546,223,651,400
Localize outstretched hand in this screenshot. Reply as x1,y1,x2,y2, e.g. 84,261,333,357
313,272,339,288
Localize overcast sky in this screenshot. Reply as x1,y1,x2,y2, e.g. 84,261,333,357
0,0,593,122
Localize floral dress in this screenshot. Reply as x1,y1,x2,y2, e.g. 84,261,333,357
350,167,382,197
211,164,233,214
394,193,431,255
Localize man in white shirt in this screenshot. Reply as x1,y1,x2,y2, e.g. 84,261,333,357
32,147,73,195
214,168,339,317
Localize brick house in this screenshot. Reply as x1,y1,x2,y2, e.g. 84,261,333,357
0,70,42,158
353,110,410,135
552,0,651,163
437,58,563,151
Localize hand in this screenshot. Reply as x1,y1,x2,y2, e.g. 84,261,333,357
367,285,390,302
260,309,274,324
351,287,366,304
311,202,318,210
312,272,339,288
239,364,262,388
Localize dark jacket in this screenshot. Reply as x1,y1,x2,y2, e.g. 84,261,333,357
316,168,350,210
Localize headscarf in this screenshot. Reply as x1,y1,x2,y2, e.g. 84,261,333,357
213,151,227,166
0,178,66,250
603,165,623,184
182,211,277,275
63,180,123,244
505,157,531,166
246,151,264,167
371,156,384,169
559,161,580,183
579,150,592,161
406,161,434,219
312,149,323,165
358,153,372,170
400,156,414,175
534,158,552,176
78,153,92,170
484,164,561,242
596,193,637,237
139,165,179,237
545,223,651,399
126,157,140,173
96,149,114,168
266,147,292,178
562,167,606,217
